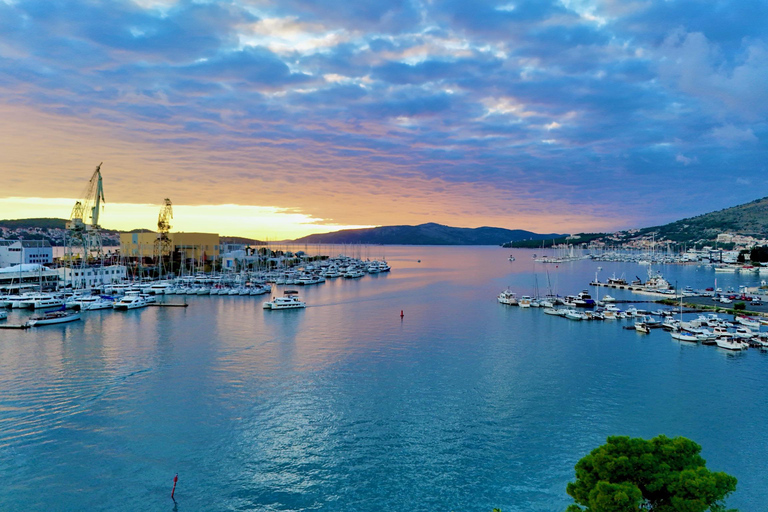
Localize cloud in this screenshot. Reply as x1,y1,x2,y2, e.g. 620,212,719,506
709,124,759,148
658,30,768,119
0,0,767,236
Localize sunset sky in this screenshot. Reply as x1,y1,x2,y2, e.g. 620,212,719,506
1,0,766,239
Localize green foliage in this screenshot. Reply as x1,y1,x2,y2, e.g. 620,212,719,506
566,435,737,512
0,218,68,229
750,246,768,263
733,302,746,311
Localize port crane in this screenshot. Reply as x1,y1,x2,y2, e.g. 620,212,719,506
65,163,106,283
155,198,173,277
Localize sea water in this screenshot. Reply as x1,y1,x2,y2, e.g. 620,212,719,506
0,246,765,511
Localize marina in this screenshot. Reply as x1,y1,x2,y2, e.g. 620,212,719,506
0,246,765,511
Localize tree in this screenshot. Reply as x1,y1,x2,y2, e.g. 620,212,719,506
566,435,737,512
750,245,768,263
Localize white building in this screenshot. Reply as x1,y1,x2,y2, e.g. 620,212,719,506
57,265,127,289
0,240,53,268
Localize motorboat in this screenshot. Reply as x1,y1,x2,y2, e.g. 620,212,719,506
18,294,65,310
601,294,616,302
715,336,747,351
343,269,365,279
639,315,660,326
113,294,149,310
27,310,81,326
736,316,761,329
0,310,7,321
565,309,586,321
263,291,306,310
66,295,115,311
497,290,517,305
634,322,650,334
518,295,532,308
670,330,698,342
575,290,595,307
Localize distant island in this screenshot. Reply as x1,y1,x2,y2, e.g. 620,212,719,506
292,223,565,245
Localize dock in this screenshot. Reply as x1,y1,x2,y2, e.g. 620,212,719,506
0,323,30,329
591,281,683,299
149,303,188,307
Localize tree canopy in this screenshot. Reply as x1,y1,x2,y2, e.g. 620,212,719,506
566,435,737,512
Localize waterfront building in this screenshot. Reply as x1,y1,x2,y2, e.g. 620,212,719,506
0,240,53,268
119,232,220,261
56,265,127,289
0,263,59,292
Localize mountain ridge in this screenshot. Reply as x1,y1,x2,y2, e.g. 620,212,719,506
292,222,565,245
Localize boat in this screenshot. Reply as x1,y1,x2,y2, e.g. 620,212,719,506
715,336,747,351
639,315,660,326
634,322,650,334
18,294,65,310
508,255,515,262
564,309,585,321
736,316,761,329
518,295,532,308
601,294,616,302
574,290,595,307
27,310,81,326
670,331,698,342
0,310,7,321
113,294,148,310
263,290,306,310
497,289,518,305
606,273,628,286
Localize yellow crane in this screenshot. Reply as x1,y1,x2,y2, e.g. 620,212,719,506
155,198,173,277
66,163,106,270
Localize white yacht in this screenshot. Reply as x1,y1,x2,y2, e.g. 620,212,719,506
18,294,65,310
565,309,586,321
113,295,148,310
497,290,518,305
518,295,532,308
715,336,747,351
263,291,306,310
736,316,761,329
670,331,698,342
66,295,114,311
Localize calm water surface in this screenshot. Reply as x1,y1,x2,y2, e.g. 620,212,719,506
1,246,765,511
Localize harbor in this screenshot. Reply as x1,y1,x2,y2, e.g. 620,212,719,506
2,246,767,512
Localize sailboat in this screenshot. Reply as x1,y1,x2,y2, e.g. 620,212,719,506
670,286,698,342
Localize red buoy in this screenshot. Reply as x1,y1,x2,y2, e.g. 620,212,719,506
171,474,178,501
400,310,404,318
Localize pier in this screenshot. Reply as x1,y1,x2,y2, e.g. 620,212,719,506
0,323,30,329
590,281,682,299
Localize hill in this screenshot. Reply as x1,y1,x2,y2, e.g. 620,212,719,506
634,196,768,243
0,217,121,246
0,218,68,229
221,236,265,245
293,223,565,245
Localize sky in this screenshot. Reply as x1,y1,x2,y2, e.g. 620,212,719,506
0,0,766,239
